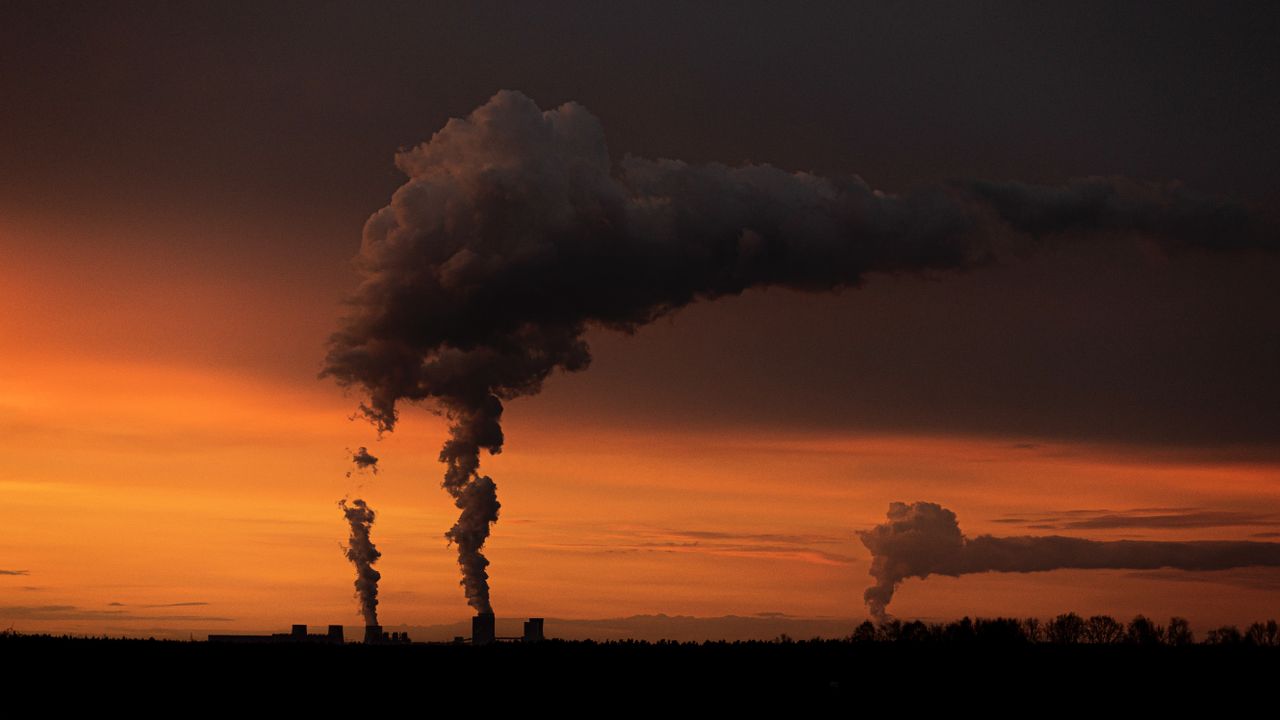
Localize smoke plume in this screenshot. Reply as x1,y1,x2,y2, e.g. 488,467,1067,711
339,498,381,626
860,502,1280,620
347,446,379,477
322,91,1274,613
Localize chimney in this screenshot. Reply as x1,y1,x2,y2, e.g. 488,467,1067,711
523,618,544,643
328,625,344,643
472,612,496,646
364,625,383,644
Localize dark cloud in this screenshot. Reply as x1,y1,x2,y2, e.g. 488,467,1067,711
6,3,1279,227
0,5,1276,449
0,569,29,575
861,502,1280,619
323,91,1275,614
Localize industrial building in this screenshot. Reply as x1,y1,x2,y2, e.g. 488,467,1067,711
207,617,544,645
208,624,346,644
463,614,545,645
363,625,411,644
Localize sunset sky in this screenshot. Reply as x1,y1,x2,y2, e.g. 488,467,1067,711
3,2,1279,639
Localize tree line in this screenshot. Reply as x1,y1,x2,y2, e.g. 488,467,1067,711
842,614,1280,646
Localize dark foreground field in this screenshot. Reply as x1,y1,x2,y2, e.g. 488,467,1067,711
4,632,1278,709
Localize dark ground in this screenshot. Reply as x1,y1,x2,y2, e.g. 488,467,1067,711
4,632,1276,710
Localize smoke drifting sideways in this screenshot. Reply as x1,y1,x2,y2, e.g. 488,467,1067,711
860,502,1280,620
339,498,382,626
322,90,1276,615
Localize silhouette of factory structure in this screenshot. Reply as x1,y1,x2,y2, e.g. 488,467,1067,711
459,613,544,645
208,624,409,645
208,615,544,645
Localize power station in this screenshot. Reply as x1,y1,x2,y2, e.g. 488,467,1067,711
464,613,546,645
208,616,545,645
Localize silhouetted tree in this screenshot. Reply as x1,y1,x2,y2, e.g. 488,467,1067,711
975,618,1026,644
1206,626,1243,645
1125,615,1164,646
1245,620,1278,647
838,613,1280,647
1044,613,1085,644
851,620,877,643
1021,617,1042,643
944,617,976,643
1165,617,1194,646
877,620,903,642
1083,615,1124,644
899,620,931,643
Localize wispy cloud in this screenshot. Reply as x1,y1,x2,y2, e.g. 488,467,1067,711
0,569,30,576
1063,511,1280,530
106,601,210,608
1127,567,1280,591
995,508,1280,532
541,526,857,566
0,605,232,622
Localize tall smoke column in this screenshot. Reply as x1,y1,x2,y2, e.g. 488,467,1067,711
439,400,501,612
339,498,382,626
860,501,1280,620
322,90,1275,613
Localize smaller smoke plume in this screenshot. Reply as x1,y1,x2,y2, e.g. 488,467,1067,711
860,501,1280,620
346,447,379,477
339,498,382,626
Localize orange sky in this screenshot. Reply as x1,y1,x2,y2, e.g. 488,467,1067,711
4,217,1279,639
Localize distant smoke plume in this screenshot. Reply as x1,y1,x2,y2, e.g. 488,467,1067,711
339,498,381,626
322,91,1275,613
860,502,1280,620
346,446,379,477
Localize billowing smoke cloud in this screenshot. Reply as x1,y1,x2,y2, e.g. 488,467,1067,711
322,91,1274,614
860,502,1280,620
339,498,381,626
346,446,379,477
